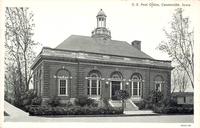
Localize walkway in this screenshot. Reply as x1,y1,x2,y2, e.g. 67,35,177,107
4,101,29,118
124,110,156,116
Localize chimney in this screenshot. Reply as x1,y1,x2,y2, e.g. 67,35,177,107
131,40,141,50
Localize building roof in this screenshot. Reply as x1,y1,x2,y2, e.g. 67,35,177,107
56,35,154,59
97,9,106,17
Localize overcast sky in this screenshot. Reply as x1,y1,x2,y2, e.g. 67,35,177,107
4,0,196,91
5,0,194,61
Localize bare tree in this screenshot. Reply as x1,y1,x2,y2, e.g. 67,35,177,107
171,67,188,92
5,7,38,102
158,8,194,89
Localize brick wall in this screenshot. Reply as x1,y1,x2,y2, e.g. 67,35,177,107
33,59,171,101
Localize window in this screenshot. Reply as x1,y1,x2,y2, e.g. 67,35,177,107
154,75,164,92
133,82,138,95
155,83,161,92
131,75,142,97
87,72,101,96
91,80,97,95
58,79,68,96
56,69,70,96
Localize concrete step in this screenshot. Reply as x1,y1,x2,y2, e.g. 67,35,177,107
109,100,122,107
124,100,138,111
109,99,139,111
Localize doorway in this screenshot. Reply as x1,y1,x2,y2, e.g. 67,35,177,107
111,81,121,100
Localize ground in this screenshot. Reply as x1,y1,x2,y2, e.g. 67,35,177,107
4,101,194,123
4,114,193,123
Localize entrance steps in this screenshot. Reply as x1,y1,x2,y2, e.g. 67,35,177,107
109,99,139,111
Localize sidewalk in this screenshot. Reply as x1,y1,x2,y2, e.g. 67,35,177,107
124,110,157,116
4,101,29,117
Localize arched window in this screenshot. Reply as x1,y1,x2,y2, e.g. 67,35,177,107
154,75,164,92
56,69,70,96
110,71,123,80
87,71,101,96
131,74,142,97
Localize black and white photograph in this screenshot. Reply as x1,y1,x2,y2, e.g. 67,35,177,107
1,0,200,128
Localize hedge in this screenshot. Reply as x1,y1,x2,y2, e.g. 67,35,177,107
28,106,123,116
153,106,193,114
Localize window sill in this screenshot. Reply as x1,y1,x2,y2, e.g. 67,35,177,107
58,95,68,97
88,95,101,100
131,96,142,101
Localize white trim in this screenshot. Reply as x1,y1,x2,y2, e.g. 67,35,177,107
89,79,92,95
58,78,68,96
131,81,133,97
110,82,112,99
137,82,140,96
88,95,101,101
155,81,165,84
42,60,159,70
41,57,171,69
108,100,114,107
97,80,99,96
85,77,101,80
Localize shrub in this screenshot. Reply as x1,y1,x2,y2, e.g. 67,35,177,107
149,90,163,105
116,90,129,100
74,96,88,107
134,100,146,110
12,89,37,111
47,96,61,107
153,105,193,114
86,98,98,107
21,89,37,106
116,90,129,111
28,105,123,116
152,98,194,114
158,98,177,107
74,96,98,107
31,97,42,105
102,98,110,108
134,90,164,110
60,101,73,107
134,99,154,110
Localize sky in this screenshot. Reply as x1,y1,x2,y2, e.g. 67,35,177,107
5,0,195,61
4,0,196,91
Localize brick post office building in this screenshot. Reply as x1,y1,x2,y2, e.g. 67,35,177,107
31,9,173,106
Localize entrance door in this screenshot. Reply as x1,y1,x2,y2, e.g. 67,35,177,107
111,81,121,100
